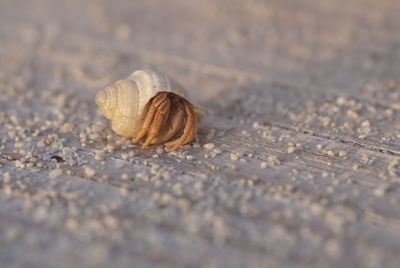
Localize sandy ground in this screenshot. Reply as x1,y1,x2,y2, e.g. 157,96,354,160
1,0,400,267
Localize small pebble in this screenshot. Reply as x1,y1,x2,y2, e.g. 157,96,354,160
327,150,335,157
192,144,201,149
241,130,250,136
287,147,296,154
186,155,195,160
268,155,280,165
213,148,222,155
203,143,215,150
252,122,260,129
374,185,389,197
260,162,268,169
95,150,106,162
361,120,370,128
84,166,96,177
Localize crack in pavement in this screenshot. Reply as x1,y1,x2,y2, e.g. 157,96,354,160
271,122,400,157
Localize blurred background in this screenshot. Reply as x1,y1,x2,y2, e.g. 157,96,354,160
1,0,399,101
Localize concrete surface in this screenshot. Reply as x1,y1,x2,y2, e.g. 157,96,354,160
1,0,400,267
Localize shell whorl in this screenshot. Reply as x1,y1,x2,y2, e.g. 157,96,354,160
95,79,141,137
127,69,188,116
95,83,117,120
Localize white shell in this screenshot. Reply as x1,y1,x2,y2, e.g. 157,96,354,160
95,69,200,138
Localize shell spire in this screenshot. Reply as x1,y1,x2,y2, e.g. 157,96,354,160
95,79,140,137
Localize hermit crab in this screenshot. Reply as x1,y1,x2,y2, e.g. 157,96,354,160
95,69,202,151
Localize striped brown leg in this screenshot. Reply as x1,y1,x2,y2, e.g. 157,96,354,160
134,92,168,143
164,101,197,151
151,105,185,144
142,93,171,148
134,103,157,143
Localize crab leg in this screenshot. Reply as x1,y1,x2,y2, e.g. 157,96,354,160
134,103,157,143
164,101,197,151
134,92,168,143
181,102,197,145
151,106,185,144
142,95,171,148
